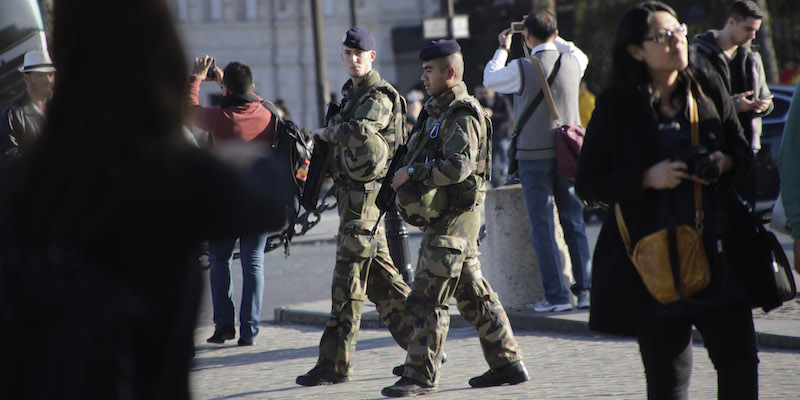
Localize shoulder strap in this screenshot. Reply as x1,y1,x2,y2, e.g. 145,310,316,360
260,100,282,123
531,54,563,123
514,54,562,135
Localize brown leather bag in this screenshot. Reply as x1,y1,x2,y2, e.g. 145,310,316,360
615,94,710,304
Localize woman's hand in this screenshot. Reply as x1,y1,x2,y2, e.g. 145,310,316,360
643,159,689,189
685,151,733,186
709,151,733,175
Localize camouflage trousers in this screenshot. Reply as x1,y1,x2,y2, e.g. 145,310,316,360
402,209,522,387
316,185,413,376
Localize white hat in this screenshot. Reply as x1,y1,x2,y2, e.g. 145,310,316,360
18,50,56,73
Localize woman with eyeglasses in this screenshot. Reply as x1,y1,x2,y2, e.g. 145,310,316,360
575,2,758,398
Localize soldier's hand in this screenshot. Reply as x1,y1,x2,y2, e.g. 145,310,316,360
391,168,411,191
193,55,213,81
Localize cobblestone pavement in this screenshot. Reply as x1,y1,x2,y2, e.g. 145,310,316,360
753,296,800,320
191,324,800,400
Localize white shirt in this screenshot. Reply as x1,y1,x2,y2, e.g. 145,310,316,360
483,37,589,94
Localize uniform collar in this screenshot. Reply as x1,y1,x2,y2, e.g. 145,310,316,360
424,82,468,117
341,69,380,98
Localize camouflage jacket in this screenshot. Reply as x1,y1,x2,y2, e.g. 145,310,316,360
405,82,491,192
319,69,405,187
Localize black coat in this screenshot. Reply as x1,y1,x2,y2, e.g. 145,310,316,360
575,67,755,336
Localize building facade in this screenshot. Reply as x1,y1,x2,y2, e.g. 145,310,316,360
171,0,439,129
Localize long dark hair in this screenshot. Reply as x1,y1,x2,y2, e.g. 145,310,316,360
2,0,188,242
610,1,697,110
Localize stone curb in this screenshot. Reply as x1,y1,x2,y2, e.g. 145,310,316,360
274,301,800,351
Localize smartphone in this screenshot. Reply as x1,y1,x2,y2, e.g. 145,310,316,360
206,58,216,80
511,22,525,33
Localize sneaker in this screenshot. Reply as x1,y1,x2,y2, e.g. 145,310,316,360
577,290,590,309
503,172,520,185
528,299,573,312
468,360,530,388
393,353,447,376
206,325,235,344
381,377,437,397
296,365,351,386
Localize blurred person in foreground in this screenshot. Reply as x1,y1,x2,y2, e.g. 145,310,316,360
575,2,757,398
0,0,290,399
0,50,56,159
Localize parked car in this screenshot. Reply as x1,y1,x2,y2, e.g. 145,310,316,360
756,84,795,200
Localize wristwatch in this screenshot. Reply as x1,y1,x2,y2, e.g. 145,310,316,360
499,44,510,52
407,166,415,176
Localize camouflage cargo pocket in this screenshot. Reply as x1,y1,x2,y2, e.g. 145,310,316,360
422,235,467,278
338,220,374,259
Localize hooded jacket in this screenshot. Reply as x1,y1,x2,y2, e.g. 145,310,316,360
692,30,773,151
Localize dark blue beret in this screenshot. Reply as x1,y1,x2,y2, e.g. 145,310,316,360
342,27,375,51
419,40,461,61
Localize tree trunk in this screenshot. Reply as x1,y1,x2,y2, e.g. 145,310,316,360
755,0,780,84
531,0,556,15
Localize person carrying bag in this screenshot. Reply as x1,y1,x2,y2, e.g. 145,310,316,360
614,94,710,304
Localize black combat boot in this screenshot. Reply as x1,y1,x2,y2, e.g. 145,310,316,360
381,377,437,397
206,325,235,344
392,352,447,376
295,364,351,386
468,360,530,388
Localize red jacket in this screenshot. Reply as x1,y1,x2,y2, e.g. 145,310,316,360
188,76,276,146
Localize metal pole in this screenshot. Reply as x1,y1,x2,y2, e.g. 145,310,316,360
349,0,358,27
440,0,454,39
311,0,331,127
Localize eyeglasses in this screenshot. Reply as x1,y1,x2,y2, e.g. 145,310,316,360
645,23,687,44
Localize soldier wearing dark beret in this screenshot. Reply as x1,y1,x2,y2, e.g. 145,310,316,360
296,27,413,387
383,39,529,397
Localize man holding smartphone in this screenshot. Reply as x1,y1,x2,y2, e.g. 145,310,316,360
693,0,773,153
188,56,277,346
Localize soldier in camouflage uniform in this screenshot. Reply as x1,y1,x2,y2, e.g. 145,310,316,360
382,40,529,397
296,27,413,387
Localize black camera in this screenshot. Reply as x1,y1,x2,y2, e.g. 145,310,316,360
206,58,216,80
673,144,719,182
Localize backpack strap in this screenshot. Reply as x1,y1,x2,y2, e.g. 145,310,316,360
436,99,492,179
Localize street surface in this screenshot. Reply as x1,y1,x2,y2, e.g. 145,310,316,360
191,210,800,399
191,324,800,399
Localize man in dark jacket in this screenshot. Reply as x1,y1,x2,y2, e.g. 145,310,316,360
188,57,277,346
692,0,773,153
0,50,56,159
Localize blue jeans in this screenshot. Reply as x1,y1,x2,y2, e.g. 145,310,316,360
209,233,267,340
519,158,591,304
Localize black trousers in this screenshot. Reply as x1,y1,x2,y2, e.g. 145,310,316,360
637,302,759,400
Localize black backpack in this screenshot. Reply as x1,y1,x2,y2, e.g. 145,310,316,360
261,101,313,247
